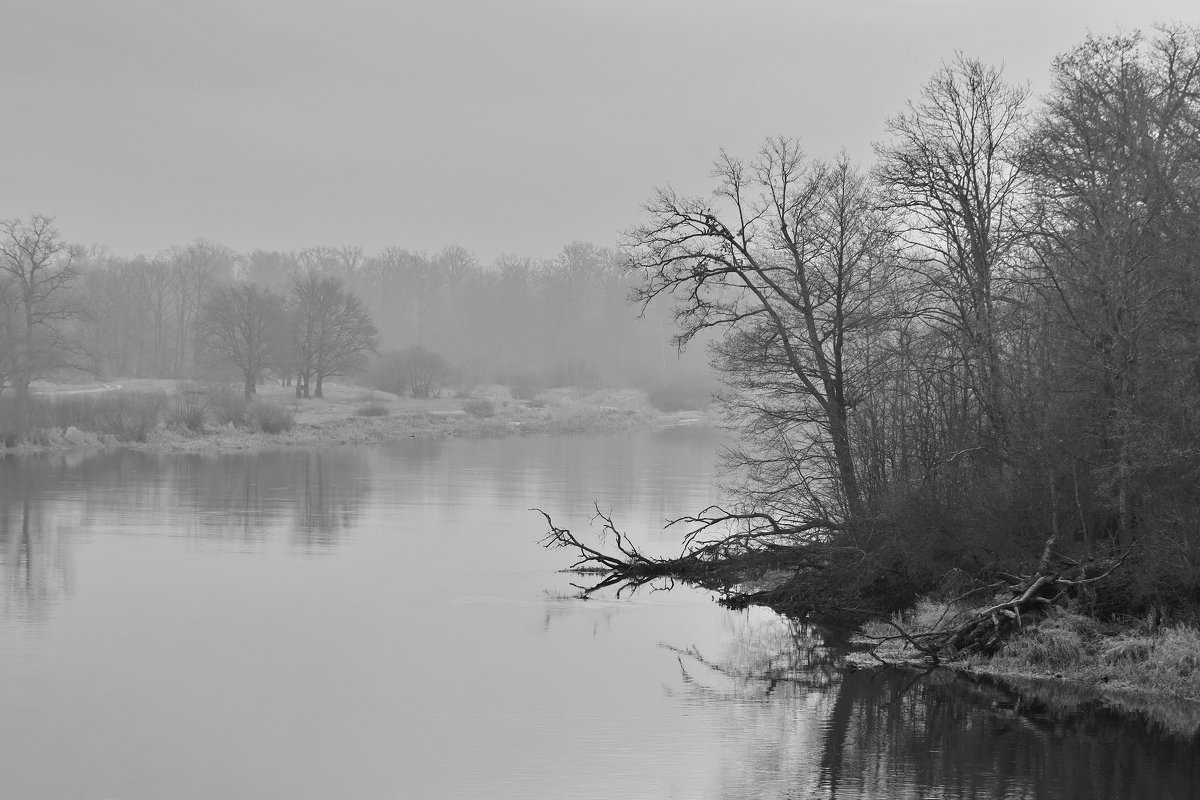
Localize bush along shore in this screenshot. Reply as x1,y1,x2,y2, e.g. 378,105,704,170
0,379,704,455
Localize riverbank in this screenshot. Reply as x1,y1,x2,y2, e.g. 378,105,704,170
1,379,705,455
849,597,1200,734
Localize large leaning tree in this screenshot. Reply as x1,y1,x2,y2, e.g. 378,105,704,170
196,282,289,399
0,215,79,397
626,140,894,528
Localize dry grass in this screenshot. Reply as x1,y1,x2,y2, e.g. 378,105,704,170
0,390,167,445
993,611,1099,667
982,613,1200,701
856,596,973,662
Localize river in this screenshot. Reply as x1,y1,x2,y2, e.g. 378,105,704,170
0,428,1197,799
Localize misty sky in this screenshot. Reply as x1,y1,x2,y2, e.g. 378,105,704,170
3,0,1197,262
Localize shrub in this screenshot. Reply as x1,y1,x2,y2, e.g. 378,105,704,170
247,401,294,434
509,371,544,401
368,347,451,398
464,397,495,418
107,392,166,441
354,401,390,417
169,385,208,432
0,391,167,444
207,384,248,427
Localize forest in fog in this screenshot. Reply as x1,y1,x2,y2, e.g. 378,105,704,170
0,228,708,407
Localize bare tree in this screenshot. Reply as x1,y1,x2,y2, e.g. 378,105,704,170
0,215,79,396
0,273,20,392
627,142,892,523
1024,27,1200,546
875,56,1032,455
197,282,288,399
288,271,378,398
165,239,235,376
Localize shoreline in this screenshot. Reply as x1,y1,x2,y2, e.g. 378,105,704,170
844,598,1200,734
1,379,708,456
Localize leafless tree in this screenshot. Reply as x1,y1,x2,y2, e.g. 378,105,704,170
627,142,893,523
197,282,288,399
0,215,80,396
288,271,378,398
875,56,1032,456
164,239,235,376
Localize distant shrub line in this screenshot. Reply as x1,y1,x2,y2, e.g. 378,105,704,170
0,386,295,447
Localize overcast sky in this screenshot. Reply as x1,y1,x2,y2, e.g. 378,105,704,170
2,0,1197,262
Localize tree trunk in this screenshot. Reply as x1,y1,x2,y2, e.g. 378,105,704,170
828,406,862,519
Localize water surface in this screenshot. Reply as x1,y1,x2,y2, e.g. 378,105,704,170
1,429,1196,799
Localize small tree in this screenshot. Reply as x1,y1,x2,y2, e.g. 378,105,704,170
196,282,288,399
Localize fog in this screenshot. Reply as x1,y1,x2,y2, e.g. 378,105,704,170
58,236,713,407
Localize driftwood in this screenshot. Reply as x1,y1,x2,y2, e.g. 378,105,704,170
936,557,1126,658
862,555,1129,665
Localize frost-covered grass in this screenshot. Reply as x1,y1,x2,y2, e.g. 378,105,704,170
2,379,694,453
0,390,166,445
986,617,1200,700
856,596,1200,701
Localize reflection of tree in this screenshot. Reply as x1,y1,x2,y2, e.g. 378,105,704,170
808,670,1200,799
0,446,376,618
0,470,72,623
290,449,370,551
658,611,1200,799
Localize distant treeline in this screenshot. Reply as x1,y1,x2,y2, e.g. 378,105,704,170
0,225,710,404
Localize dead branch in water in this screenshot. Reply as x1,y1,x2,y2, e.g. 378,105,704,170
536,504,849,606
535,505,691,595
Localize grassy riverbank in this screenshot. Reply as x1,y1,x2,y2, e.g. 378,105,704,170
0,379,703,454
856,598,1200,704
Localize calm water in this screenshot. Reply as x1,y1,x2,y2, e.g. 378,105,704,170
0,428,1197,799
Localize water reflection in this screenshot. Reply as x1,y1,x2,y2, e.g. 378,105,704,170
0,475,72,623
1,432,1197,799
664,611,1200,799
0,447,374,618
